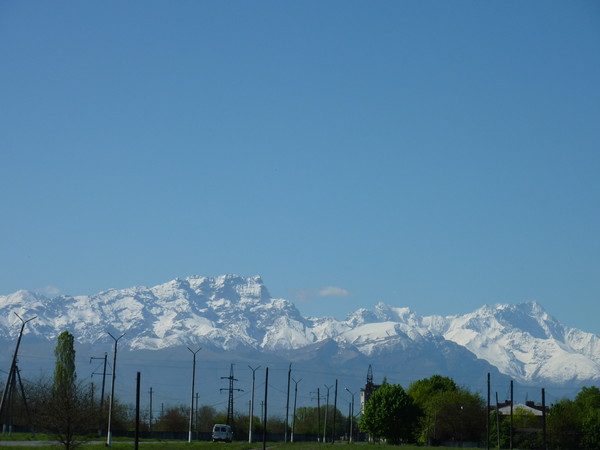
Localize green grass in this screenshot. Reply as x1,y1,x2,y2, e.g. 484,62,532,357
0,434,482,449
0,441,483,450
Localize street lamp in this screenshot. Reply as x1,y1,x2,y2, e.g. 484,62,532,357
187,347,201,443
291,378,302,443
248,365,261,443
345,388,356,444
106,332,125,447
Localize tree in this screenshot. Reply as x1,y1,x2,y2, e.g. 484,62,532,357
548,398,581,449
54,331,76,389
408,374,458,408
408,375,485,446
196,405,218,432
575,386,600,450
154,405,188,432
359,383,418,444
31,331,96,450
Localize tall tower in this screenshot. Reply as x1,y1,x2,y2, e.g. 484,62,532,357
220,364,243,427
360,364,377,414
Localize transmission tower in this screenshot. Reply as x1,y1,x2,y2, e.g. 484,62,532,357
220,364,243,426
0,313,36,431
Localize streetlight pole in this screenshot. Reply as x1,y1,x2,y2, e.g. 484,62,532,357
291,378,302,443
106,332,125,447
345,388,356,444
248,365,261,443
187,347,201,443
323,384,332,444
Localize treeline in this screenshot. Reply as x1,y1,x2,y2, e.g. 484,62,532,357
1,331,352,447
358,375,600,449
2,331,600,449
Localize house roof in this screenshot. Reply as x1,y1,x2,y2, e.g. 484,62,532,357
498,403,544,416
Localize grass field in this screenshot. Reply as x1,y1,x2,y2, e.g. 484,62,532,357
0,438,482,450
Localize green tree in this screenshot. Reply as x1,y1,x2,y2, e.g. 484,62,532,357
359,383,418,444
54,331,76,389
548,398,581,449
408,375,484,446
197,405,218,432
154,405,188,432
408,374,458,408
575,386,600,450
32,332,96,450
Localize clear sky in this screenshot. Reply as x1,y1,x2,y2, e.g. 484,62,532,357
1,1,599,333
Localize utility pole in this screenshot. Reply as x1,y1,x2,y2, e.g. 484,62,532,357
262,367,269,450
495,392,500,450
285,363,292,443
106,332,125,447
260,401,264,425
0,314,36,426
510,380,513,450
91,352,109,436
542,388,547,450
486,373,490,450
187,347,201,443
291,378,302,443
135,372,140,450
332,379,338,444
311,388,322,442
323,384,332,444
149,387,153,435
345,388,356,444
248,365,261,443
15,367,32,436
195,392,199,435
317,388,321,443
90,353,108,410
220,364,243,429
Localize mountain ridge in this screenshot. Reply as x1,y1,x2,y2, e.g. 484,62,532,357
1,274,599,387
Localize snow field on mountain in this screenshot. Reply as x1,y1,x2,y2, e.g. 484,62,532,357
1,275,599,387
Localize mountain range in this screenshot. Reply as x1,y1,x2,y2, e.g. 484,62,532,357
1,274,599,405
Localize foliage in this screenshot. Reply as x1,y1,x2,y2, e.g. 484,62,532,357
53,331,76,390
575,386,600,450
290,405,345,438
29,377,98,450
581,408,600,450
408,374,458,408
359,383,418,444
195,405,218,432
407,374,484,446
28,332,98,449
154,405,188,432
545,386,600,450
548,398,581,449
490,407,542,450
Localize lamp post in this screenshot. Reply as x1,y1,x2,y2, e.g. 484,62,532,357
248,365,261,443
323,384,332,444
291,378,302,443
106,332,125,447
345,388,356,444
187,347,201,443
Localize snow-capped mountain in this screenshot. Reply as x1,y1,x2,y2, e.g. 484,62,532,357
1,275,599,388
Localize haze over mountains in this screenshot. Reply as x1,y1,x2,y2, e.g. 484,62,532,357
1,274,598,396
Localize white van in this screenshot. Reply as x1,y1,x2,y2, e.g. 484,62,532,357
212,424,233,443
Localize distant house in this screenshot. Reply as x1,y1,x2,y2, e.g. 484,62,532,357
495,400,549,433
497,400,547,417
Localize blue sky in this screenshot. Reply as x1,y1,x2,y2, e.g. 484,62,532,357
1,1,599,333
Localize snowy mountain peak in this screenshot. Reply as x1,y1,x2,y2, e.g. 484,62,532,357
439,301,600,384
1,276,598,387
